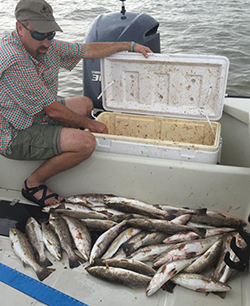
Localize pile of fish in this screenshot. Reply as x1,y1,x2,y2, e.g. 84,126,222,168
9,193,248,297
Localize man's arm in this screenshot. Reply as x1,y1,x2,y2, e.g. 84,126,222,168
44,101,108,133
84,42,153,59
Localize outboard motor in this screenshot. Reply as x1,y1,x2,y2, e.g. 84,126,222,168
83,0,161,109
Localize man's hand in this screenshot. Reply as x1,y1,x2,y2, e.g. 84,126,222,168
85,119,108,134
134,43,153,58
84,42,153,59
44,101,108,133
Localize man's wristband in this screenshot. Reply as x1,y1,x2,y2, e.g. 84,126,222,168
130,41,135,52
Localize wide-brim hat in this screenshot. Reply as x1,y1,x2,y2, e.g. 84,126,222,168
15,0,63,33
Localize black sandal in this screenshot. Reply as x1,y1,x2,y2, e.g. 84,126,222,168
21,179,64,207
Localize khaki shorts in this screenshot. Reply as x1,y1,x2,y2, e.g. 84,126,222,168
5,96,66,161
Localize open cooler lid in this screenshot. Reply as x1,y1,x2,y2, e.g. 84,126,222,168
100,52,229,120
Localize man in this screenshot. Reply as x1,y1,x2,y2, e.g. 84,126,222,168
0,0,152,207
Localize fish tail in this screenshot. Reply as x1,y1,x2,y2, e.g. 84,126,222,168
36,267,55,281
68,253,85,269
39,257,53,268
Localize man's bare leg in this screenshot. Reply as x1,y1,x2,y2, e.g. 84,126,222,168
24,127,96,205
23,96,96,205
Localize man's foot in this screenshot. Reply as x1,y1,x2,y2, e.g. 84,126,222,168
21,179,64,207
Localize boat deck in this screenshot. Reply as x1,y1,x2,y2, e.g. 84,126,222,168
1,97,250,305
1,228,249,306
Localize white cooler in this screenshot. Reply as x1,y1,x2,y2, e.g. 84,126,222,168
93,52,229,164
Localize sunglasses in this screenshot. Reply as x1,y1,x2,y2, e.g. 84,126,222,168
20,22,56,41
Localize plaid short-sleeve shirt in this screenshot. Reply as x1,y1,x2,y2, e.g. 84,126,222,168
0,30,86,155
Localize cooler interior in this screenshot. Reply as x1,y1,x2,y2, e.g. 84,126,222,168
96,112,221,150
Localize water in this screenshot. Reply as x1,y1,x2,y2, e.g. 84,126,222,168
1,0,250,97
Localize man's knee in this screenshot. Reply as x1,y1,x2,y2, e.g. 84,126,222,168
60,129,96,157
80,132,96,154
82,96,93,116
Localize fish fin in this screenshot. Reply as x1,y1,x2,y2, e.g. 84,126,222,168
181,207,207,215
69,254,85,269
193,227,206,238
93,258,104,266
122,242,134,255
36,267,55,281
22,261,28,268
186,252,197,259
154,204,163,210
39,257,53,268
167,214,177,221
240,219,247,227
213,292,226,299
51,204,65,212
196,208,207,215
74,249,89,262
69,258,81,269
161,281,176,293
124,215,135,221
196,288,207,293
105,261,110,269
168,267,178,278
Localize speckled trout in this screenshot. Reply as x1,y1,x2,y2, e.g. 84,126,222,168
86,266,151,288
25,217,52,268
104,196,171,219
9,228,55,281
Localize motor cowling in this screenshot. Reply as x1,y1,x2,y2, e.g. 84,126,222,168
83,10,160,109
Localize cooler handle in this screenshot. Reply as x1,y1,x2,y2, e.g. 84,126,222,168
97,80,115,100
